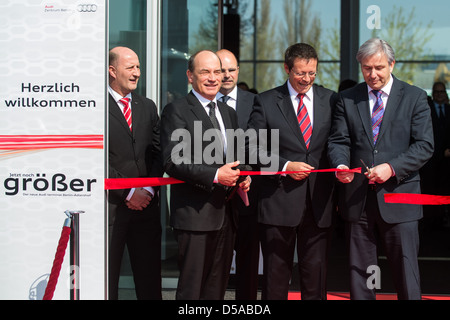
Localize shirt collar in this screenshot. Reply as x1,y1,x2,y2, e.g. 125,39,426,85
108,86,132,103
216,86,238,102
192,89,217,107
287,80,313,100
367,74,394,96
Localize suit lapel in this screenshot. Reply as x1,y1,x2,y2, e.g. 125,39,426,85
235,88,248,123
276,83,306,146
310,85,326,147
187,91,235,131
217,101,233,130
377,77,403,143
130,93,142,137
186,91,214,131
355,84,374,146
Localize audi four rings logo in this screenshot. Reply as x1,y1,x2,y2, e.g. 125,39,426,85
78,4,97,12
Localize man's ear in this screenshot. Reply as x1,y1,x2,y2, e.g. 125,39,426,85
186,69,193,84
109,65,117,79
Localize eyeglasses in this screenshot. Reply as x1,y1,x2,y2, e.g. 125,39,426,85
291,71,317,79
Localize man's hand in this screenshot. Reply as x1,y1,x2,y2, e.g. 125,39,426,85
336,165,354,183
239,176,251,193
218,161,241,187
444,149,450,158
286,161,314,181
365,163,393,184
126,188,153,211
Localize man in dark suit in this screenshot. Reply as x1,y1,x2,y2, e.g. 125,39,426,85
247,43,337,300
160,50,250,300
328,38,434,300
108,46,163,300
216,49,259,300
421,82,450,228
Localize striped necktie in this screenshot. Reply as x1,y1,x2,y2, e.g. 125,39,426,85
297,93,312,149
371,90,384,145
120,97,132,131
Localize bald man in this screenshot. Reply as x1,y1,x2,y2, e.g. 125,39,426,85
108,46,163,300
160,50,250,300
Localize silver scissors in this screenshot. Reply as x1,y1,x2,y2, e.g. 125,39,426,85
360,159,371,175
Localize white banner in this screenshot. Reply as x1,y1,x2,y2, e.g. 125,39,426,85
0,0,106,300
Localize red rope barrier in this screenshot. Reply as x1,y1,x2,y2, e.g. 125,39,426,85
43,224,71,300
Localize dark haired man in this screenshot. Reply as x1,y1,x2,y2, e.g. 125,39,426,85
248,43,338,300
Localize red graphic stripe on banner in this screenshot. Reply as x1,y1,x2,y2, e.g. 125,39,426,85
384,193,450,205
104,168,362,190
0,135,103,150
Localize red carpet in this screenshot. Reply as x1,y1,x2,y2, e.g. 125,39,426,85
288,292,450,300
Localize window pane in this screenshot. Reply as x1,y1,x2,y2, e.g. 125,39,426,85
238,0,341,92
359,0,450,90
109,0,147,96
161,0,219,108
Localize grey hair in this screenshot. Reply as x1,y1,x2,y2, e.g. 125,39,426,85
356,38,395,64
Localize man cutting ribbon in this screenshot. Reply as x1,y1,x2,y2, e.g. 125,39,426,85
328,38,434,300
247,43,338,300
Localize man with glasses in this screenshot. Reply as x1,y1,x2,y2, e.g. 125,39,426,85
247,43,338,300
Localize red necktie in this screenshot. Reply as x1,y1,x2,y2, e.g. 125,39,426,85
120,97,132,131
297,94,312,149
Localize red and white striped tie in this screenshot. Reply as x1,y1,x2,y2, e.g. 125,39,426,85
120,97,132,131
297,93,312,149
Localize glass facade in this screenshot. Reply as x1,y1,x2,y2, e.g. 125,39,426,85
109,0,450,292
237,0,341,92
109,0,147,96
360,0,450,94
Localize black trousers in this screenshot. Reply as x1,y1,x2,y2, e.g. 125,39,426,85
260,204,332,300
174,205,236,300
347,187,421,300
234,213,260,300
109,198,162,300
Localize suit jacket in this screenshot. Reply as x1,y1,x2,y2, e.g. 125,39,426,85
235,88,257,129
421,100,450,192
327,76,434,224
247,83,337,228
108,92,163,208
429,101,450,153
160,91,240,232
232,88,258,216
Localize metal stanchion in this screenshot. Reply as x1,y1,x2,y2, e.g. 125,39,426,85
65,210,84,301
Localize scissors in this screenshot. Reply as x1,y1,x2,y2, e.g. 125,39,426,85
360,159,371,175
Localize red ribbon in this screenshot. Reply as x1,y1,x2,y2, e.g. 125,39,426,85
240,168,361,176
104,167,361,190
384,193,450,205
105,177,184,190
